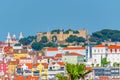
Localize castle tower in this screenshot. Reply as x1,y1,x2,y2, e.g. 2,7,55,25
19,32,23,40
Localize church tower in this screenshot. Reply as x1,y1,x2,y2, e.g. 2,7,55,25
12,34,16,41
6,32,12,46
19,32,23,40
6,32,11,43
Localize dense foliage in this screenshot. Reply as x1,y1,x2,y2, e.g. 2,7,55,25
66,35,86,43
90,29,120,42
101,58,110,67
50,29,79,34
66,63,92,80
19,36,36,45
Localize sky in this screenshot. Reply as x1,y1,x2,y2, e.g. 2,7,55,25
0,0,120,41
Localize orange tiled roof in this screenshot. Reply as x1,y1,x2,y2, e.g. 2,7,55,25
108,45,120,49
17,65,22,68
57,62,65,66
65,52,82,56
8,61,18,65
55,53,62,58
14,76,24,80
47,48,58,51
4,46,13,53
99,76,109,80
26,76,39,80
94,44,105,47
44,56,54,59
63,47,85,50
26,63,33,69
86,67,93,71
42,63,48,68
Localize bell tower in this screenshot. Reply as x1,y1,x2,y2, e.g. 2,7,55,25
19,32,23,40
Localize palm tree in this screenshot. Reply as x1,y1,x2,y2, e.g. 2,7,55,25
77,64,92,80
66,63,92,80
56,74,68,80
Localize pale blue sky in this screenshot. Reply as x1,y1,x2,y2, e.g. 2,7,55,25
0,0,120,41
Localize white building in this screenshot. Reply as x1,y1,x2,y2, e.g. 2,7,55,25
91,44,120,66
45,46,86,58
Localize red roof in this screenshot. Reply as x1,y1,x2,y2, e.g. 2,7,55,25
26,63,33,69
44,56,54,59
41,63,48,68
14,76,24,80
63,47,85,50
47,48,58,51
57,62,65,66
26,76,39,80
94,44,105,48
65,52,82,56
86,67,93,71
99,76,110,80
4,46,13,53
55,53,62,58
108,45,120,49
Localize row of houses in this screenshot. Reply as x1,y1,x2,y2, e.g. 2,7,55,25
1,40,120,79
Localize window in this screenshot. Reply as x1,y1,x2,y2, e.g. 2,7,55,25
94,50,96,53
98,49,100,53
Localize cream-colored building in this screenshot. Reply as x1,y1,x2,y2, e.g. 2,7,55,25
37,30,88,42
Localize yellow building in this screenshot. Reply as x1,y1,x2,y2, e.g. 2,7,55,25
37,29,88,42
32,63,48,80
8,61,17,75
13,49,28,59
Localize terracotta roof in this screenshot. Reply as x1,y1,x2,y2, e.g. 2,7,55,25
8,61,18,65
41,63,48,68
94,44,105,48
65,52,82,56
4,46,13,53
26,76,39,80
99,76,109,80
26,63,33,69
51,57,59,60
33,63,39,67
57,62,65,66
17,65,22,68
63,47,85,50
108,45,120,49
44,56,54,59
14,76,24,80
47,48,58,51
86,67,93,71
37,56,42,59
55,53,62,58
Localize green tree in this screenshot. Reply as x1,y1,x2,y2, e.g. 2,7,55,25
31,42,44,50
19,36,36,45
19,38,28,45
66,63,92,80
51,29,61,34
56,74,68,80
77,37,86,43
41,36,48,43
91,29,120,42
66,35,78,43
101,58,110,67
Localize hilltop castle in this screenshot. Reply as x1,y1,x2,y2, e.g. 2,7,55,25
37,29,88,42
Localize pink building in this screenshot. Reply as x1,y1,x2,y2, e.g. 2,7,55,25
0,61,8,75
